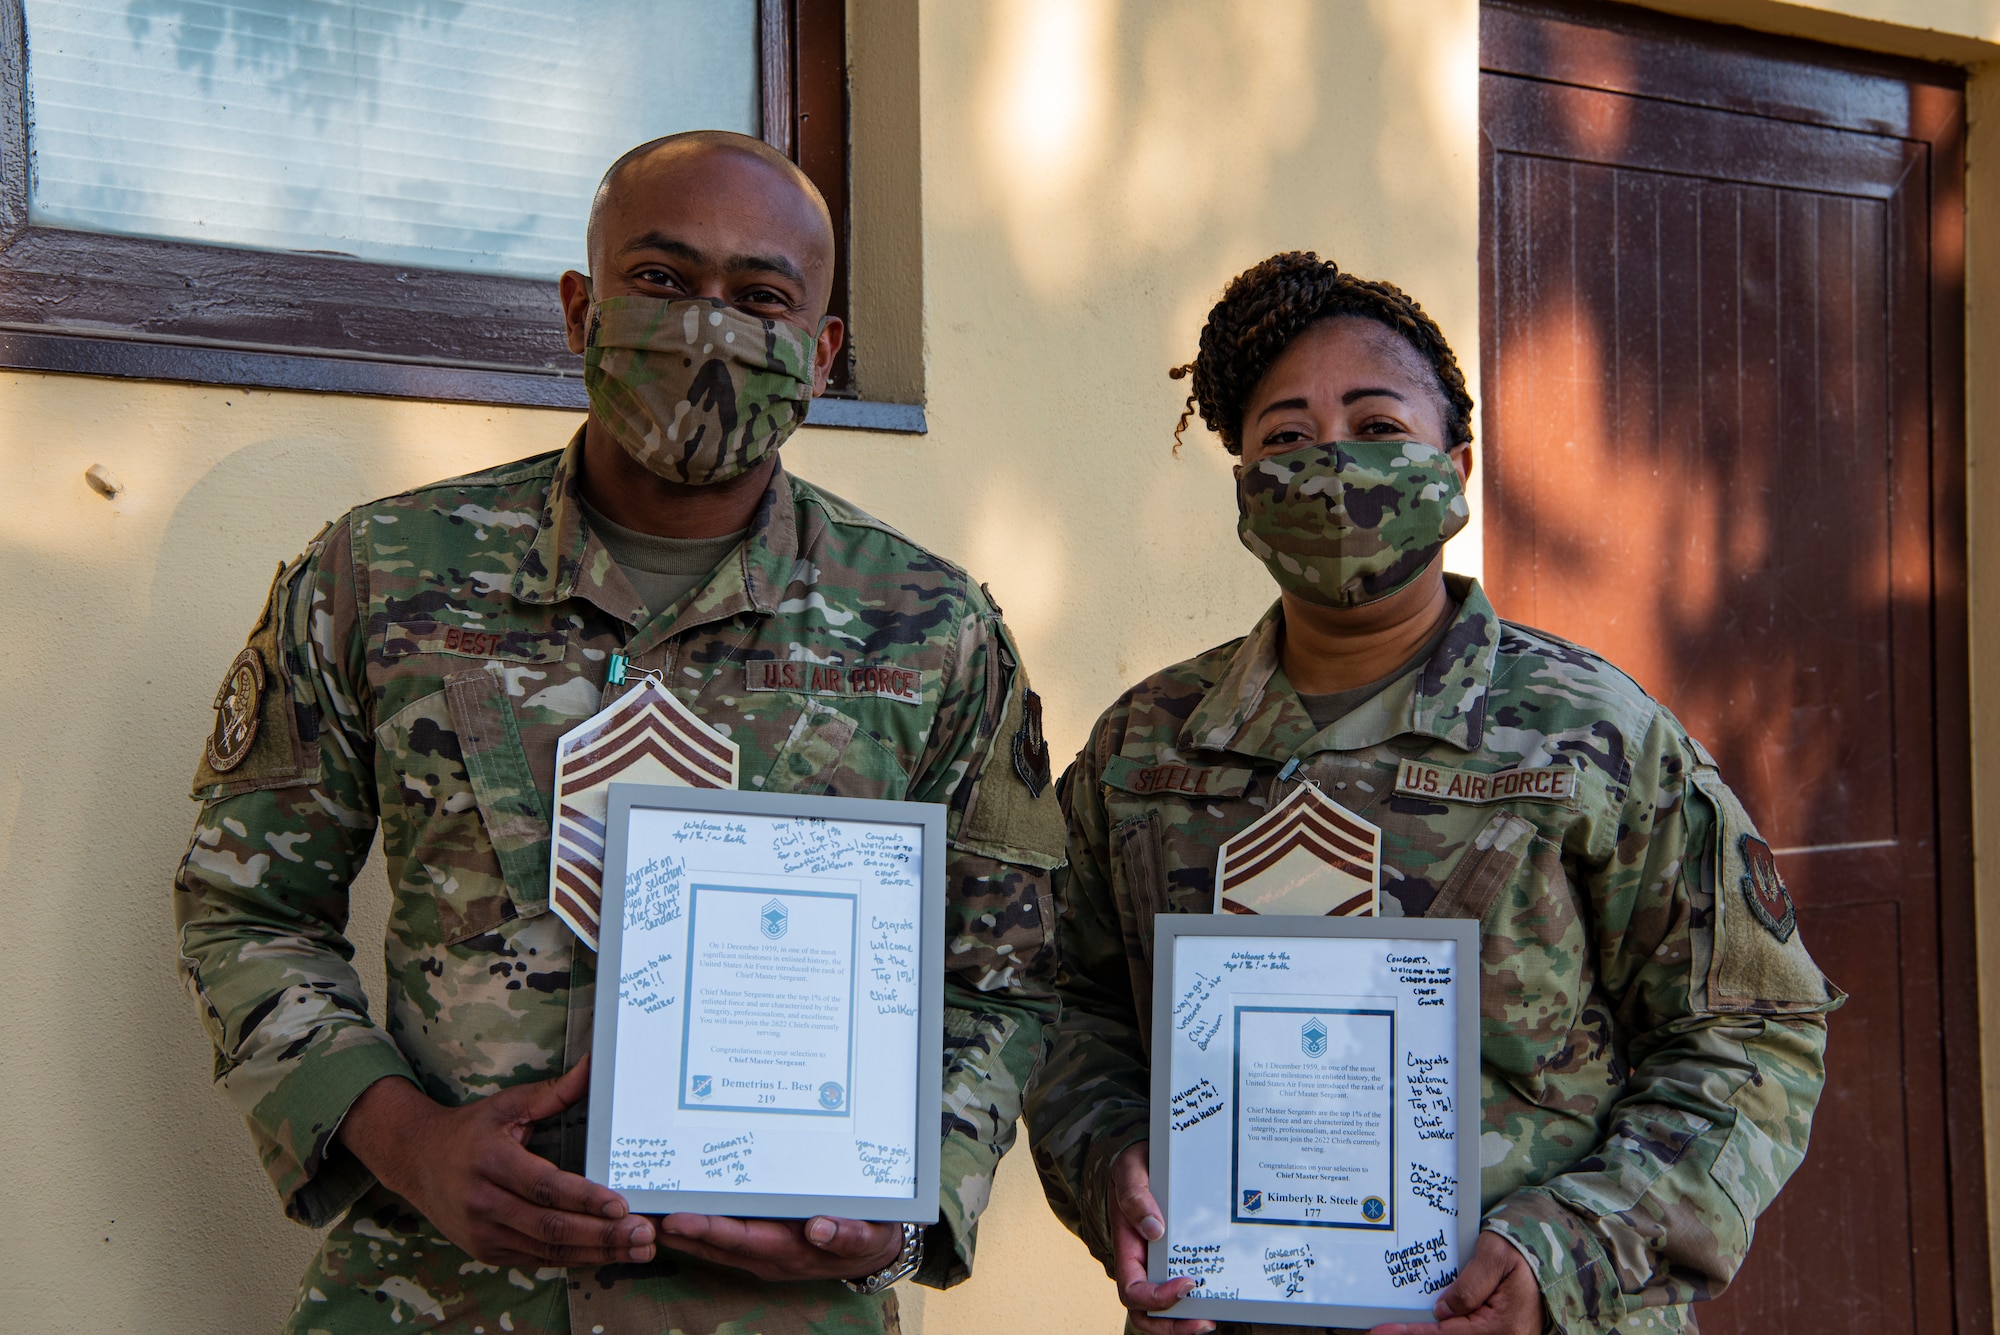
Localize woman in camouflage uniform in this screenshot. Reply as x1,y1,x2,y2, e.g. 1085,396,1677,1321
1023,253,1836,1335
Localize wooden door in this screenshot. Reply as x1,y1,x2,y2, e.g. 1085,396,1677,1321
1479,4,1980,1331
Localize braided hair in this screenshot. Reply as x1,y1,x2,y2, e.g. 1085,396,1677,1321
1171,251,1473,454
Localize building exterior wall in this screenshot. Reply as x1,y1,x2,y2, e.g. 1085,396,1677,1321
0,0,1992,1330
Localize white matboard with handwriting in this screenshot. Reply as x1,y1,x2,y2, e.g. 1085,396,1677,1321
586,784,945,1223
1148,915,1481,1328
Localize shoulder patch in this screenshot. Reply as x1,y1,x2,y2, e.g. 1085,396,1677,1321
1012,689,1051,798
205,648,266,772
191,557,323,801
1688,770,1830,1013
955,632,1066,869
1737,833,1796,942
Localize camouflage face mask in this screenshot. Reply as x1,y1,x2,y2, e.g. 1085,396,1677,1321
583,295,819,486
1237,439,1470,608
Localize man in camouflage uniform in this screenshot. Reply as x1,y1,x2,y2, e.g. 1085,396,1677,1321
175,132,1064,1335
1024,299,1835,1334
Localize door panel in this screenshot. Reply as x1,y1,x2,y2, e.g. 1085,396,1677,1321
1480,4,1975,1330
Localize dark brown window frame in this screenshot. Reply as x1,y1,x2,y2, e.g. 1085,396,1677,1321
0,0,875,417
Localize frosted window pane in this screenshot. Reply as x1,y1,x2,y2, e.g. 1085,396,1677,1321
23,0,759,279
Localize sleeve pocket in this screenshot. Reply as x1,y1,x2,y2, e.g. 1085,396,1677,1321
442,667,553,924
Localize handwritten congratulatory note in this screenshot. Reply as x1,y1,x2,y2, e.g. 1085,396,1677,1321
1159,933,1466,1315
603,808,927,1202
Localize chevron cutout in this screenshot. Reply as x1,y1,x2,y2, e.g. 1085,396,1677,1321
549,678,738,948
1215,782,1381,917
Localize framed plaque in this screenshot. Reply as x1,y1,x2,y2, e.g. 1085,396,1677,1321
1148,915,1480,1328
586,783,946,1222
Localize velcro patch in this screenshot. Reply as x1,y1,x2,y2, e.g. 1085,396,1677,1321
1395,758,1578,805
744,659,930,706
1738,834,1796,942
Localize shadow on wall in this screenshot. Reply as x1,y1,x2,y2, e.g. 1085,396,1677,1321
0,394,513,1331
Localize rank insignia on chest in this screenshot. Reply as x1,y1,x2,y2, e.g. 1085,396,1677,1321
205,648,266,773
1213,781,1382,917
548,676,740,949
1738,833,1796,942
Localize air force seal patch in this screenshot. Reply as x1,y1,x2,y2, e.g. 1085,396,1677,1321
1739,834,1796,942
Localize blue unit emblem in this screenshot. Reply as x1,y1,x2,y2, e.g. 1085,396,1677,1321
1301,1016,1329,1058
1362,1196,1386,1222
819,1081,845,1110
691,1074,713,1099
761,898,789,939
1241,1189,1263,1213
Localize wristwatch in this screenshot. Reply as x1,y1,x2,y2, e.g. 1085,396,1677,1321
843,1222,925,1294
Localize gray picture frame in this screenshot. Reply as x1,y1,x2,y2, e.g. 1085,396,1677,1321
586,782,946,1223
1147,914,1482,1328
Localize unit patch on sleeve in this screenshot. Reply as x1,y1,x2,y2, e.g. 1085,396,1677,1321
206,648,266,773
1738,833,1797,943
743,659,932,705
1394,758,1578,805
1013,689,1051,798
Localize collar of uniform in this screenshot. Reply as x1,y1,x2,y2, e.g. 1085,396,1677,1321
509,428,799,627
610,458,802,661
1178,575,1502,762
512,427,599,608
1179,601,1310,761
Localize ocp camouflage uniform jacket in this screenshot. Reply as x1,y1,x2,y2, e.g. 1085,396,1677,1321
174,430,1066,1335
1024,577,1837,1335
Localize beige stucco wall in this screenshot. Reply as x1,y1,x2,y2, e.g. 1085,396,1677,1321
0,2,1479,1330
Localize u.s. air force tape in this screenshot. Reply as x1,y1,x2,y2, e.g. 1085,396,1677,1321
743,659,931,706
1394,758,1579,805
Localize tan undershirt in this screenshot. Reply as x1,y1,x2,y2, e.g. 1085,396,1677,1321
579,497,748,618
1294,601,1460,731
